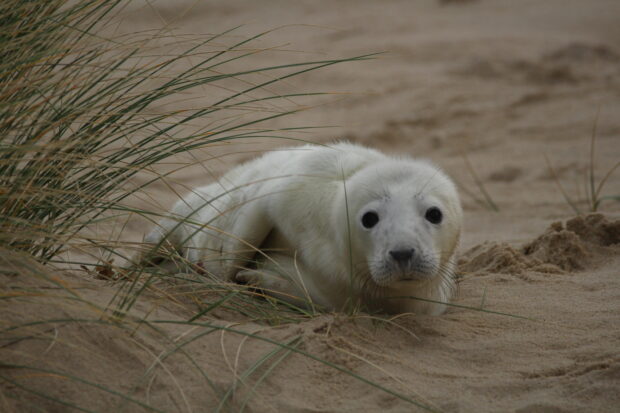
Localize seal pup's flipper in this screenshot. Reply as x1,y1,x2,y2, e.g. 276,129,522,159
130,182,275,281
235,253,328,312
210,196,275,281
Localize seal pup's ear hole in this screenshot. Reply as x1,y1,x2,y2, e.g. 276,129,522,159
361,211,379,229
425,207,443,224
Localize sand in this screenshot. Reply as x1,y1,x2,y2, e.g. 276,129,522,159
2,0,619,412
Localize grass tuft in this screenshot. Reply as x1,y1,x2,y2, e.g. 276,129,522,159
0,0,374,262
545,110,619,214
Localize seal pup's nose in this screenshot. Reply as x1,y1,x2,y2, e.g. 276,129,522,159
389,248,415,265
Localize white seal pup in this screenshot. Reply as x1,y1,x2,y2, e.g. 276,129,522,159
138,143,462,315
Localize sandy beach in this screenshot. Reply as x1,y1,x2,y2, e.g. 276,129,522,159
2,1,619,411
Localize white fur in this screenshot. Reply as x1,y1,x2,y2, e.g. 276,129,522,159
140,143,462,315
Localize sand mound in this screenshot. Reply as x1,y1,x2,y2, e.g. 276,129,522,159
562,213,620,246
523,214,620,270
460,214,620,274
459,242,541,275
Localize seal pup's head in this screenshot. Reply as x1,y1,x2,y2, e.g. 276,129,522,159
344,159,462,293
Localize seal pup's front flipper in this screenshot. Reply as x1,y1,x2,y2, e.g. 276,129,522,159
211,194,275,281
235,253,327,312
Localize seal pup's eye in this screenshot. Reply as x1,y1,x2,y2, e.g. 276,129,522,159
425,207,443,224
361,211,379,229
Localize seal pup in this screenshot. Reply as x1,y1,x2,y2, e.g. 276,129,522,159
138,143,462,315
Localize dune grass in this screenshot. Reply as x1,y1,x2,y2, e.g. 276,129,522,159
461,152,499,211
545,111,619,214
586,111,620,211
0,0,374,262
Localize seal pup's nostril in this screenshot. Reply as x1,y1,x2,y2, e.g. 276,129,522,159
389,248,415,264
